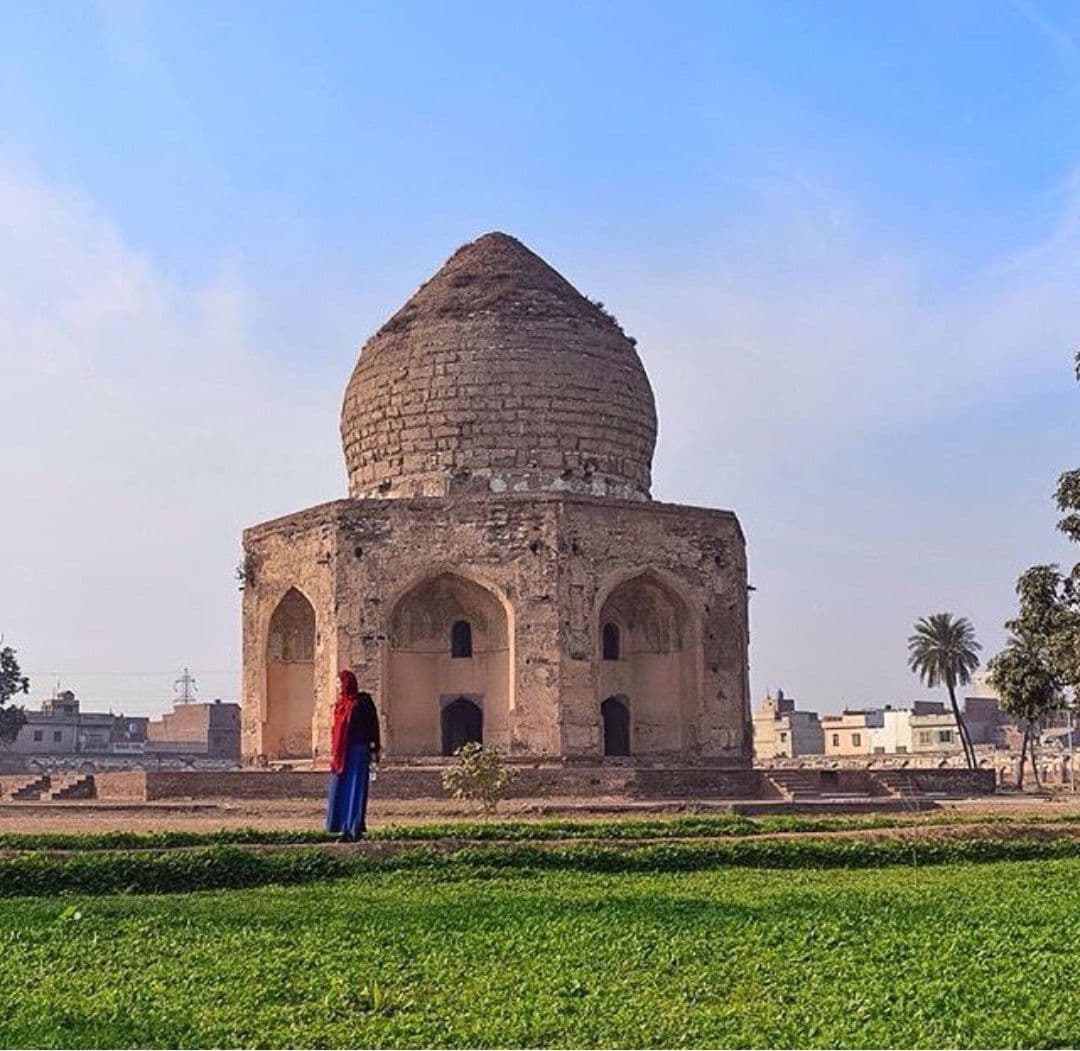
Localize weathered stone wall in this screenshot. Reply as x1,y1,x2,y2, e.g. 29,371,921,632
96,766,759,802
18,765,999,803
558,499,750,764
93,770,149,801
241,505,341,760
334,495,564,761
242,493,750,767
340,234,657,501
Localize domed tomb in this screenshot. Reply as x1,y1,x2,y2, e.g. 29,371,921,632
244,231,752,775
341,232,657,500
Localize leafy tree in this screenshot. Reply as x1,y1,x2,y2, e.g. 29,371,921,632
441,742,513,814
987,566,1076,789
1056,468,1080,547
988,351,1080,788
907,613,981,768
0,644,29,747
988,629,1058,789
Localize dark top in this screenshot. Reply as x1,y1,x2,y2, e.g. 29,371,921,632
347,695,381,752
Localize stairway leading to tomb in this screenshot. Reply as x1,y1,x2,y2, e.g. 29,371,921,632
761,770,823,800
49,774,96,800
8,774,51,801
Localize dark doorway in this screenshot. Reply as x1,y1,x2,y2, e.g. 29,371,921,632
601,696,630,757
442,697,483,755
601,622,620,661
450,620,473,658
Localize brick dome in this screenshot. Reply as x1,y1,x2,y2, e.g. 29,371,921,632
341,232,657,500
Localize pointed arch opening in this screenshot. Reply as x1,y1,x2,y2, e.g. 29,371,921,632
597,571,700,756
387,573,511,756
450,619,473,659
264,587,316,758
602,622,621,661
601,695,630,757
442,696,483,755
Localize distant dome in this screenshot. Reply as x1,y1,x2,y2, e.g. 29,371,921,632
341,232,657,500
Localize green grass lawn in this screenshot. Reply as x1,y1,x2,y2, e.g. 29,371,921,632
1,857,1078,1048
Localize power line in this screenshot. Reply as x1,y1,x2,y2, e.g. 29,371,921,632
23,669,239,677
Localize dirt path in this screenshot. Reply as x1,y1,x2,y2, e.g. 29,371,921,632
1,793,1078,836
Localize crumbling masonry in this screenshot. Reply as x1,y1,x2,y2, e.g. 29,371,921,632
242,233,751,768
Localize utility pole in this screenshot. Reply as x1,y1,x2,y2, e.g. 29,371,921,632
174,667,198,704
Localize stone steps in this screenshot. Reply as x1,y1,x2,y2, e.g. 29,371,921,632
762,771,824,800
50,774,95,800
8,775,51,801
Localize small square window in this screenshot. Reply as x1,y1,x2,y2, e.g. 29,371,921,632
32,730,42,742
831,734,840,747
53,731,62,743
852,733,862,747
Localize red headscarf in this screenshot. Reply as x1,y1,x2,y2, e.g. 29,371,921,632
330,669,360,775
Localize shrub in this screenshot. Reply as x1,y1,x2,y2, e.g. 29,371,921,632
441,742,512,813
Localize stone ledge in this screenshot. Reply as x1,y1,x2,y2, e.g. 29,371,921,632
244,491,742,543
90,765,995,803
96,766,757,802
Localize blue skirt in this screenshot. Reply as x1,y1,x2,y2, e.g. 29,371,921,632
326,741,371,837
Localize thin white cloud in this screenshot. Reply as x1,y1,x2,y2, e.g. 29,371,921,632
619,177,1078,710
0,160,1075,717
0,162,341,712
627,180,1077,489
1011,0,1080,60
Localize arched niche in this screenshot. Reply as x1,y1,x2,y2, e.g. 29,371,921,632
264,587,316,758
451,619,473,659
597,571,699,756
386,573,512,756
602,622,621,661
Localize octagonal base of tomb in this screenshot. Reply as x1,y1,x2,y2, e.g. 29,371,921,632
241,492,751,769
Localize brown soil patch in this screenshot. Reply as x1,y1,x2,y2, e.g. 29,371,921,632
1,793,1078,838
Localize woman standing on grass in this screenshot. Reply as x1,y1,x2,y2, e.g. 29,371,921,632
326,669,381,841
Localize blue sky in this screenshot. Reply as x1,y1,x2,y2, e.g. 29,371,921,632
1,1,1077,715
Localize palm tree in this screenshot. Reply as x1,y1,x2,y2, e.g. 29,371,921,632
907,613,981,769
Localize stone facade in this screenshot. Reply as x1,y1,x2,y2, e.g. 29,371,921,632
242,233,751,769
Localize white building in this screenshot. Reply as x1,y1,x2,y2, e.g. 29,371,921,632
869,706,913,755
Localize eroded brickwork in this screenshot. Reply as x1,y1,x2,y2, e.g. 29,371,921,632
242,494,748,765
341,233,657,501
242,232,752,771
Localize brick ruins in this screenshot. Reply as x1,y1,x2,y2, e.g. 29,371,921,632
242,233,751,769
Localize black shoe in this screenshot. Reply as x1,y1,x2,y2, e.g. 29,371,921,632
338,832,353,843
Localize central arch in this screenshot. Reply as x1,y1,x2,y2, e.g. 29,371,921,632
596,570,700,756
386,572,512,756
